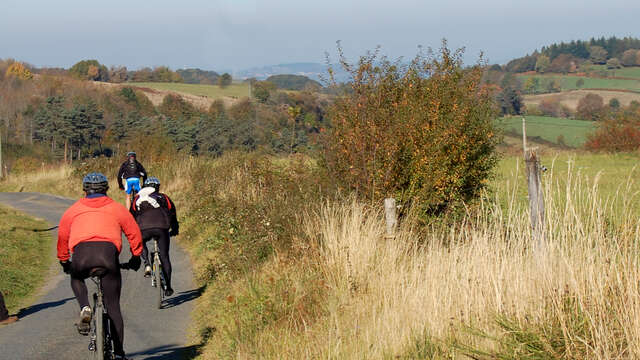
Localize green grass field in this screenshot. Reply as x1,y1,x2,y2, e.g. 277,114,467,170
493,152,640,220
128,82,250,99
0,206,51,313
517,74,640,92
579,64,640,79
498,115,596,148
610,66,640,79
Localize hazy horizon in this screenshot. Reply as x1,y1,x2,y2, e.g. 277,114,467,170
2,0,639,73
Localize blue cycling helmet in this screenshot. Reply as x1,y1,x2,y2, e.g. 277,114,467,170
82,172,109,194
144,176,161,191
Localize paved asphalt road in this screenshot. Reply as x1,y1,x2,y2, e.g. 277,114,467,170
0,192,199,360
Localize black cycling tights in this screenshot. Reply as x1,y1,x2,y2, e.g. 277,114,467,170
141,228,172,288
71,241,125,356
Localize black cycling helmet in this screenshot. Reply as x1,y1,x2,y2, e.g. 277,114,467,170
144,176,160,191
82,172,109,194
126,151,136,158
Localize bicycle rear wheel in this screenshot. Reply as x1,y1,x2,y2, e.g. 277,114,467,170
94,302,104,360
154,255,163,309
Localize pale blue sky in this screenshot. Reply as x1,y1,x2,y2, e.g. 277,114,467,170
1,0,638,72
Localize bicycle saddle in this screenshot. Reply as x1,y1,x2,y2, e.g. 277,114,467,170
89,267,108,277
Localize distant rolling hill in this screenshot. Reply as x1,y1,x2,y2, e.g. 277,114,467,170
233,62,349,83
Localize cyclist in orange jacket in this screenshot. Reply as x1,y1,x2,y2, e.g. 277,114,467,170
58,172,142,360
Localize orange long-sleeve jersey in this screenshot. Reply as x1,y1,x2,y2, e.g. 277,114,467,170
57,196,143,261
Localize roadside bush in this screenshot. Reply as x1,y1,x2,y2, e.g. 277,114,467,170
181,153,334,282
324,42,500,216
10,156,42,174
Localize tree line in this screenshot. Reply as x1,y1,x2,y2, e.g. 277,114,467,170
0,58,329,173
26,59,235,86
503,36,640,73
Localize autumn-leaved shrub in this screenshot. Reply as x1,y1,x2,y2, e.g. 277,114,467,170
586,106,640,152
324,42,500,215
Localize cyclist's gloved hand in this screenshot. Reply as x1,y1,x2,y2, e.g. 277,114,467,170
119,185,125,190
169,229,179,237
127,255,141,271
60,261,72,274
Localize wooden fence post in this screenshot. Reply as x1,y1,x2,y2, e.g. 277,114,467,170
384,198,397,239
525,150,545,245
523,118,545,249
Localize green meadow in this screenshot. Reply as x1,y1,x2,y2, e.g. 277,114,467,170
580,64,640,79
517,74,640,92
498,115,596,147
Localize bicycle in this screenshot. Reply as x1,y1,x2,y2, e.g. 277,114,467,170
87,267,114,360
148,238,166,309
87,264,128,360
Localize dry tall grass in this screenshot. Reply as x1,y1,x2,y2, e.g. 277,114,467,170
0,164,77,197
279,163,640,358
6,154,637,358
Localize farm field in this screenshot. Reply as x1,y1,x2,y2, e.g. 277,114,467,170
610,66,640,79
128,82,250,99
523,89,640,111
498,115,596,147
580,64,640,79
516,74,640,92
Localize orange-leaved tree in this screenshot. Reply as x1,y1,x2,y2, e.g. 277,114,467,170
324,41,500,216
5,62,33,80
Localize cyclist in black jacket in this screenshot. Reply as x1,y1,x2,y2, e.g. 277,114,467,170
129,177,178,297
117,151,147,210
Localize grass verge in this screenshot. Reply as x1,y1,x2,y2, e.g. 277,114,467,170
0,205,52,313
